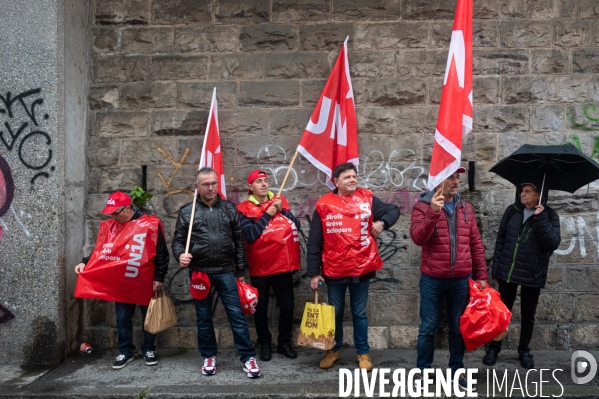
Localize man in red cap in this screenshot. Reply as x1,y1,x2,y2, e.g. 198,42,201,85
74,191,169,370
237,170,301,361
410,167,487,391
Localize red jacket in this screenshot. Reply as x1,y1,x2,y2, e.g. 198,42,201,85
410,191,487,280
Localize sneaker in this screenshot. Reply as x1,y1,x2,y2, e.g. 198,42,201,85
144,351,158,366
457,373,477,392
319,350,340,369
112,353,134,369
413,372,423,390
243,357,261,378
202,356,216,376
357,354,373,372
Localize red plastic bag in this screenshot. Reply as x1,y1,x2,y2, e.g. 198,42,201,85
460,279,512,351
237,280,259,315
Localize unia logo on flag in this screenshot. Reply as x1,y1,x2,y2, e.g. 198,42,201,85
427,0,473,190
297,36,359,189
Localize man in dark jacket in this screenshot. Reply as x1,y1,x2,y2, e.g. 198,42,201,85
172,167,260,378
308,162,400,372
483,174,560,369
410,167,487,391
74,191,169,369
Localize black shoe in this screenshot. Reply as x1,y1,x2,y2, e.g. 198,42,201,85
260,345,272,361
483,349,498,366
277,344,297,359
519,352,534,369
144,351,158,366
112,353,134,369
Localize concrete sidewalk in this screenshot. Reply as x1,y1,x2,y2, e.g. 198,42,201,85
1,348,598,398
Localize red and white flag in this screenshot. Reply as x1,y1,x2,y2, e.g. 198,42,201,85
199,87,227,199
427,0,473,190
297,37,359,190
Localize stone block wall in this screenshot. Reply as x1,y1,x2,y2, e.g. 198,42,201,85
85,0,599,351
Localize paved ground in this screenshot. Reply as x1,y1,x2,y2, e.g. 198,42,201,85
1,348,598,398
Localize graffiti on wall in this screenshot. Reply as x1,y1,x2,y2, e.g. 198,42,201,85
156,147,193,197
0,88,52,241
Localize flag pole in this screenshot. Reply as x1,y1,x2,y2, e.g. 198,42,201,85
277,150,299,196
185,88,217,254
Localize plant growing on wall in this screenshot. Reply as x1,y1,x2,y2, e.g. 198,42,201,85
130,186,153,213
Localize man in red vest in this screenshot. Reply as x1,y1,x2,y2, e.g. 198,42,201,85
307,163,400,371
237,170,301,362
74,191,169,370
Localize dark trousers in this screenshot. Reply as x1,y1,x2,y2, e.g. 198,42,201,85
251,272,294,346
115,302,156,357
417,273,469,375
489,280,541,354
193,272,256,363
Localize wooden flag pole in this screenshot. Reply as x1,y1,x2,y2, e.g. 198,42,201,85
277,150,299,196
184,188,198,255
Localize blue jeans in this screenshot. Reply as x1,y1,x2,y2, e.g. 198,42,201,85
193,272,256,363
115,302,156,357
416,273,469,375
327,280,370,354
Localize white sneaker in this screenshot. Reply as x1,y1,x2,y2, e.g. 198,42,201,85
202,356,216,375
243,356,261,378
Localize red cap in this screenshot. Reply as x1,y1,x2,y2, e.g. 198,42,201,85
456,167,466,174
247,170,268,185
190,271,211,300
101,191,132,214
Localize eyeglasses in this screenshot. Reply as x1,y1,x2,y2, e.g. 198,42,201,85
521,189,537,195
111,206,125,217
200,182,218,188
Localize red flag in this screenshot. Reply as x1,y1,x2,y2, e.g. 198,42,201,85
297,37,359,190
427,0,473,190
200,88,227,199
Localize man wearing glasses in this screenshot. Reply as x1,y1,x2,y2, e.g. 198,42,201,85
237,170,301,362
74,191,169,369
172,167,260,378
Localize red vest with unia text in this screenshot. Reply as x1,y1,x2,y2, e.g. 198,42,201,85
74,214,162,306
237,195,301,277
316,188,383,277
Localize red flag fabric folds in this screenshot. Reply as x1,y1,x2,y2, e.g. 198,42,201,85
298,37,359,189
427,0,473,190
74,215,163,306
200,88,227,199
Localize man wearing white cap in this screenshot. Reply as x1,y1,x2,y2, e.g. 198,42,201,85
74,191,169,369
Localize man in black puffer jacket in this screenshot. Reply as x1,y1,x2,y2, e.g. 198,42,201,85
483,174,560,369
172,167,260,378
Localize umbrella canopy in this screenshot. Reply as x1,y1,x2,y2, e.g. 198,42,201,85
489,144,599,193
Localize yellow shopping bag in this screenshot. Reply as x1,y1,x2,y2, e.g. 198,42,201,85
297,290,336,350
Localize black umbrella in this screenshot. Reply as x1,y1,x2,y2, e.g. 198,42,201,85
490,143,599,194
